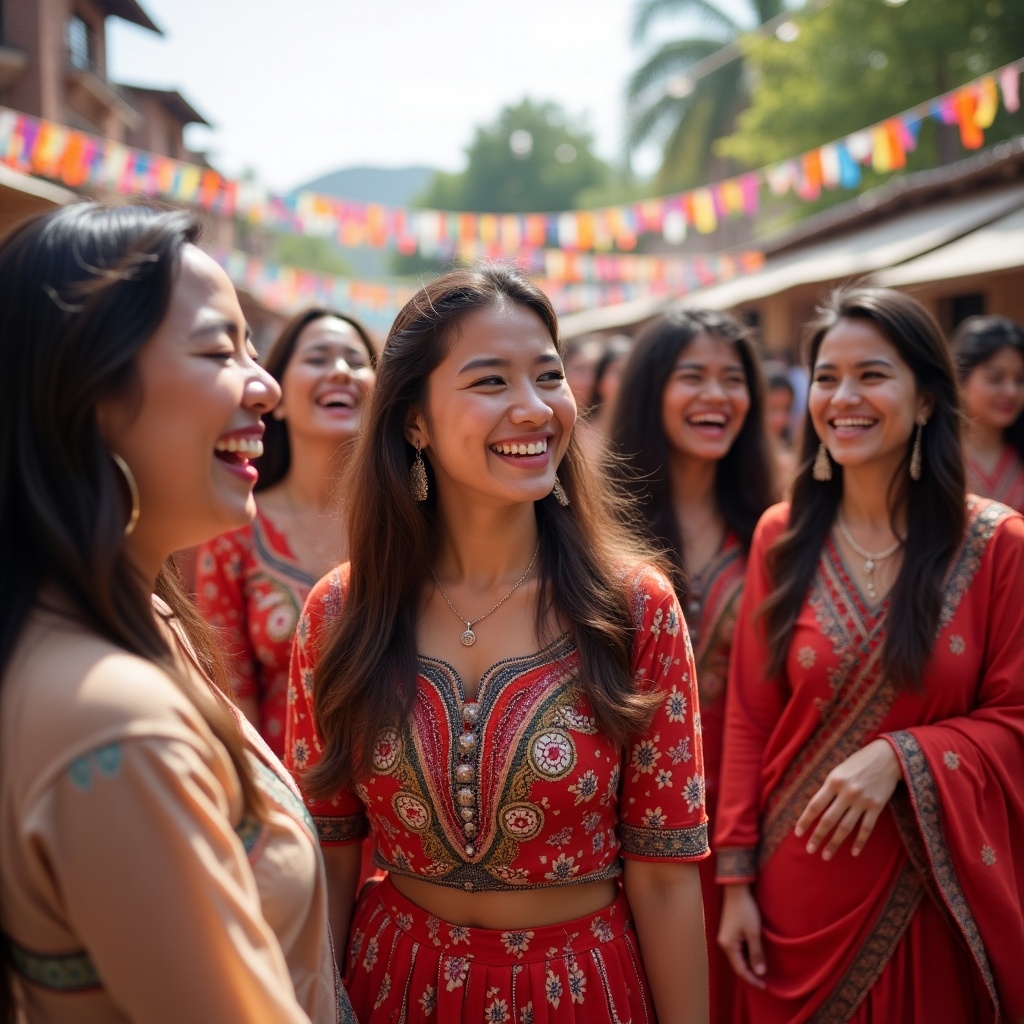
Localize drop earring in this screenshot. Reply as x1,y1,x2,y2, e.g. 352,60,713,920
110,452,140,536
409,444,428,501
552,475,569,506
910,420,925,481
812,442,833,482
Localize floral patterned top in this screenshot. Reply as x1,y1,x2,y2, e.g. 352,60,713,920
196,509,317,757
285,564,709,892
966,446,1024,514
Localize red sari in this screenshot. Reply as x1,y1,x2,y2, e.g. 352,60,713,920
683,533,746,1024
716,499,1024,1023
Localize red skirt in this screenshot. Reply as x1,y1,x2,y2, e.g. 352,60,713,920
344,877,656,1023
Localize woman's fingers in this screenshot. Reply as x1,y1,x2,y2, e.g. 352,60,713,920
819,805,863,860
850,807,881,857
793,786,832,839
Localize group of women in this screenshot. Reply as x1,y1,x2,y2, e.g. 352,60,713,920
1,200,1022,1024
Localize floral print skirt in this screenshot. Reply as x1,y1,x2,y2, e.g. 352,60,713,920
344,877,655,1023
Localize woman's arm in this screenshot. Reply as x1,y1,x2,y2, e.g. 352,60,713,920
322,843,363,958
717,882,767,989
624,860,709,1024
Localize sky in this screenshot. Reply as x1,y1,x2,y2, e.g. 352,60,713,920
107,0,662,194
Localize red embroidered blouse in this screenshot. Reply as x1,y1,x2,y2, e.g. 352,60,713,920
284,565,709,893
196,510,317,757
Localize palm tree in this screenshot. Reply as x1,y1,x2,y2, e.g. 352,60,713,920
627,0,790,191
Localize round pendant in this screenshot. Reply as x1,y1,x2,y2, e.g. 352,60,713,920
461,629,476,646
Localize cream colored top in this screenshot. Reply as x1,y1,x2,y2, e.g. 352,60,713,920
0,603,352,1023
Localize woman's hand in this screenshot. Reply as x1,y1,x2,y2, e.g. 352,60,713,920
794,738,902,860
718,883,767,989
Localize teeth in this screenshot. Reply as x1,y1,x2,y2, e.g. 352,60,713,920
492,440,547,456
689,415,726,425
832,418,874,427
216,437,264,457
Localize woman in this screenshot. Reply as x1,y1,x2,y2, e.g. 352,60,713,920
609,308,776,1024
716,287,1024,1022
285,267,711,1023
951,314,1024,513
586,334,633,439
196,307,376,756
0,204,353,1023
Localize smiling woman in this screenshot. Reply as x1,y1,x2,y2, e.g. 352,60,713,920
284,265,712,1024
0,203,354,1022
195,307,377,756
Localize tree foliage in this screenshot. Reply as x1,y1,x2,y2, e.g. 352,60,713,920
716,0,1024,170
626,0,788,191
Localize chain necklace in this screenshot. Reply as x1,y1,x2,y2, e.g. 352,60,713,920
431,544,541,647
835,510,902,601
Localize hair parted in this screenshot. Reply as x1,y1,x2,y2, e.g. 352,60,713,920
761,285,966,690
255,306,378,491
950,313,1024,462
0,204,266,1019
303,264,663,798
608,307,777,595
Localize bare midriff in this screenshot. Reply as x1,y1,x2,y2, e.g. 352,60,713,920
389,874,619,929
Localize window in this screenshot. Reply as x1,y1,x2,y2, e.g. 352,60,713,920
66,14,92,71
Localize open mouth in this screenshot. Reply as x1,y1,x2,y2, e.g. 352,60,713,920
317,392,356,409
829,417,877,433
214,436,263,465
490,438,549,457
686,413,728,430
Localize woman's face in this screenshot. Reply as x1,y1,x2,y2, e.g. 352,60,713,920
809,317,931,480
274,316,375,444
961,346,1024,435
408,302,576,510
660,332,751,464
97,246,280,564
766,384,794,439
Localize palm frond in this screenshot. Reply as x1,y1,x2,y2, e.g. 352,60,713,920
625,92,693,152
631,0,742,46
626,37,721,101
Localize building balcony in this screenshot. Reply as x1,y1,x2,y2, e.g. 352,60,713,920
64,59,140,133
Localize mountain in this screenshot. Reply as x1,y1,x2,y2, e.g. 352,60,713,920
292,165,435,207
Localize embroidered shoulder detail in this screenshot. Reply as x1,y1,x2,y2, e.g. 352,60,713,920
619,821,708,859
315,813,368,844
235,813,263,856
249,755,317,843
7,939,101,992
716,847,758,880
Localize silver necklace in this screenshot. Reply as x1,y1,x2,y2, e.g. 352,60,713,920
835,510,902,601
431,544,540,647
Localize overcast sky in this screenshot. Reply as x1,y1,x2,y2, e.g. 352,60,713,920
107,0,663,193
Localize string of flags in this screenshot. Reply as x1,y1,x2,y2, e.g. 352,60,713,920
0,59,1020,259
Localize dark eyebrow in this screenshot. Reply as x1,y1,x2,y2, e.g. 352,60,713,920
814,358,894,371
190,319,249,342
458,353,561,374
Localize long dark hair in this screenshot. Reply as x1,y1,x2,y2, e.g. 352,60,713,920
761,286,966,689
255,306,377,491
608,307,777,594
304,265,663,796
0,204,266,1020
950,314,1024,462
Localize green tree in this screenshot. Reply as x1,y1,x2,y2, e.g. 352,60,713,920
716,0,1024,172
390,98,611,274
268,233,354,277
626,0,788,191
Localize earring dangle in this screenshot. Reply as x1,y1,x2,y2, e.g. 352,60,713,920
110,452,140,536
552,475,570,506
909,421,924,481
409,444,428,501
812,442,833,482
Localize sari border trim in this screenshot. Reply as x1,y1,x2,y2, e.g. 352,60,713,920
6,938,102,992
619,821,709,860
715,846,758,882
886,729,999,1016
315,813,369,844
808,860,923,1024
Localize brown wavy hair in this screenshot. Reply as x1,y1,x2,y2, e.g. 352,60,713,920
303,265,663,798
760,286,966,690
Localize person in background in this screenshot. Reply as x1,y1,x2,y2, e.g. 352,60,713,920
951,314,1024,513
195,308,376,757
587,334,633,437
717,286,1024,1022
0,203,353,1022
609,307,777,1023
562,334,604,414
763,361,799,489
286,266,710,1023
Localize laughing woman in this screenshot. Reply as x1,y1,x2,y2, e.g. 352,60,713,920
716,287,1024,1023
196,308,376,756
286,266,711,1023
609,308,776,1023
0,205,352,1022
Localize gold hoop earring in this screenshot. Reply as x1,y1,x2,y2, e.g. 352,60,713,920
110,452,140,536
909,420,925,481
409,444,428,502
552,475,570,506
812,441,833,482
